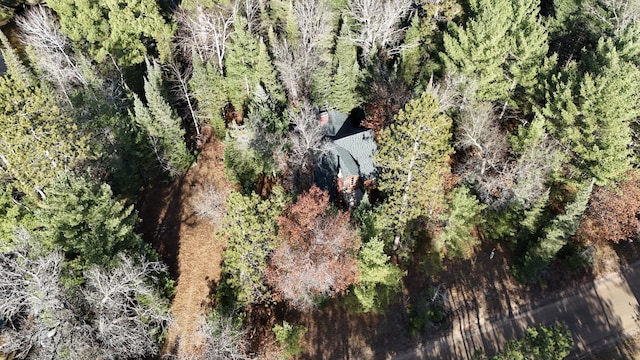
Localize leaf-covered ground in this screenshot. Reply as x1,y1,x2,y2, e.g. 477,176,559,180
139,126,234,358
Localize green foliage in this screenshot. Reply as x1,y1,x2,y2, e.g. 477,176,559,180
0,72,91,198
521,181,593,282
48,0,174,67
442,0,548,104
352,196,383,242
220,190,286,307
273,321,307,359
35,174,144,274
0,31,33,85
437,186,486,259
486,322,573,360
190,58,227,138
265,0,300,43
131,58,193,177
399,12,446,87
0,183,35,250
407,285,448,336
375,91,453,237
352,238,405,312
225,16,285,117
540,45,640,185
223,139,263,193
326,19,362,112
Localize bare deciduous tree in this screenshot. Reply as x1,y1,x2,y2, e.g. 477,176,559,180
286,102,329,191
197,313,254,360
83,255,172,359
0,241,172,360
272,0,333,104
166,60,201,136
242,0,262,34
272,39,306,104
189,182,230,225
348,0,412,61
15,6,86,102
586,0,640,34
0,239,85,360
175,1,239,72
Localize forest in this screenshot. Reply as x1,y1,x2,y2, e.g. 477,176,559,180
0,0,639,358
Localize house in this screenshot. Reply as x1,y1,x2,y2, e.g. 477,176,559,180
315,109,377,207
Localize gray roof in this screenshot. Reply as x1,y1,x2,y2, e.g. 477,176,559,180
323,111,349,137
317,110,377,181
332,130,376,178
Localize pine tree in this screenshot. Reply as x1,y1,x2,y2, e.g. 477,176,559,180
0,73,91,198
35,175,144,273
441,0,548,104
437,186,487,259
131,59,193,177
219,190,285,306
491,323,573,360
352,238,405,312
327,19,362,112
521,180,593,282
0,31,32,85
190,57,228,138
224,16,285,118
0,183,36,250
48,0,174,67
375,91,454,246
540,45,640,185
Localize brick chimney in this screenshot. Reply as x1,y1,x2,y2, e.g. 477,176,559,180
319,111,329,125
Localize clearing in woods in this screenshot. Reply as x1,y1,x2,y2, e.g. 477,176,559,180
139,126,234,358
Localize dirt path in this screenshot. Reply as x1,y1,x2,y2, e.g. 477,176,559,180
395,259,640,359
139,128,233,358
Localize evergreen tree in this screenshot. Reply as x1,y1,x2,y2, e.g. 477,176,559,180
0,72,90,198
488,323,573,360
437,186,486,259
0,183,35,251
47,0,174,67
352,238,405,312
224,16,285,117
0,31,32,85
522,180,593,282
375,91,454,246
220,190,285,306
190,57,228,138
540,45,640,185
35,175,144,274
132,58,193,177
441,0,548,104
327,19,362,112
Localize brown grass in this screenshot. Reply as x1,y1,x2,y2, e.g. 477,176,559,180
138,126,235,358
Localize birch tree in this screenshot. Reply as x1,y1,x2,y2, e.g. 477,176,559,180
272,0,333,104
15,6,86,103
347,0,412,61
0,244,171,360
175,1,238,72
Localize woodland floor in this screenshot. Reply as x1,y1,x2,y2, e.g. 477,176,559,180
138,127,640,359
139,126,235,358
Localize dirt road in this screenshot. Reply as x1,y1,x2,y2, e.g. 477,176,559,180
396,260,640,359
